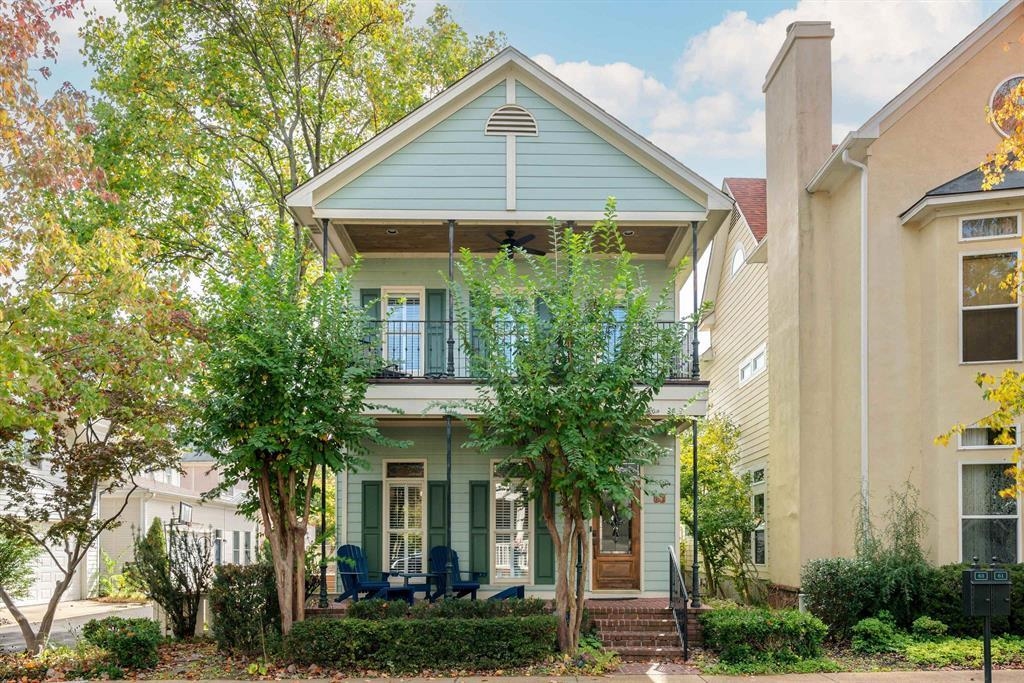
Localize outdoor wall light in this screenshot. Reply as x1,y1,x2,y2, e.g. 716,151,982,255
622,230,635,236
386,228,399,235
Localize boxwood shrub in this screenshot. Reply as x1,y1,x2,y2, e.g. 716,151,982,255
81,616,161,670
282,614,558,672
700,607,827,665
208,563,281,655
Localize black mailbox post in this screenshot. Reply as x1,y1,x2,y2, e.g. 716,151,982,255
962,558,1012,683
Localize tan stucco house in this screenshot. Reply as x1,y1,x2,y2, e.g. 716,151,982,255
704,0,1024,591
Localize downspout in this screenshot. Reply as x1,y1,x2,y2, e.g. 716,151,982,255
841,150,869,509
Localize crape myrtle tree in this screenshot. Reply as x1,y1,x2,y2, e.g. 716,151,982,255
185,231,402,634
452,201,686,653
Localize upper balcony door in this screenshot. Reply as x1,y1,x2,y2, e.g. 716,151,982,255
383,288,424,376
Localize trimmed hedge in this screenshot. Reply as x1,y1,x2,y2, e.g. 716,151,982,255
347,597,551,621
282,615,558,672
700,607,828,665
208,563,281,655
81,616,161,670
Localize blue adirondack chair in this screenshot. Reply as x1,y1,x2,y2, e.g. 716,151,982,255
335,544,391,603
429,546,485,600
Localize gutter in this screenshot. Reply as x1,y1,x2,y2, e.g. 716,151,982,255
842,150,870,509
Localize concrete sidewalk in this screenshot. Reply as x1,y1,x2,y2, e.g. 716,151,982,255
0,599,152,651
144,672,1024,682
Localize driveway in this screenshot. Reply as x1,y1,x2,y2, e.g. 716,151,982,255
0,600,153,651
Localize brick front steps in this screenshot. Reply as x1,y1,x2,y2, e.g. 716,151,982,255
586,598,709,662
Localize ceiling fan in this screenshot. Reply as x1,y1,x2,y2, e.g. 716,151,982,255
477,230,546,258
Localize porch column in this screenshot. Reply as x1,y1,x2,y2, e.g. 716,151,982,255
689,219,701,609
445,218,456,598
319,218,330,608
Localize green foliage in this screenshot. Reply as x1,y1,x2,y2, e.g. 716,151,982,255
346,598,411,620
208,562,281,656
801,482,931,637
81,616,162,670
128,518,213,639
0,530,37,599
700,607,828,665
346,596,552,621
850,616,907,654
82,0,502,269
911,615,949,640
452,202,684,651
704,657,842,676
680,414,760,601
282,615,558,672
96,551,145,601
567,632,621,675
903,635,1024,667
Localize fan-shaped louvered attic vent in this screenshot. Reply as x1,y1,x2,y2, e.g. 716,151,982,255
485,105,538,136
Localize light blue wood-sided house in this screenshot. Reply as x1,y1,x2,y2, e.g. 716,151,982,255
287,47,730,599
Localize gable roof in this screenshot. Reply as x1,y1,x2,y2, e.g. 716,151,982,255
286,46,731,223
723,177,767,242
809,0,1023,192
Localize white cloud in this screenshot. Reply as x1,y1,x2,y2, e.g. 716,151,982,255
532,0,990,182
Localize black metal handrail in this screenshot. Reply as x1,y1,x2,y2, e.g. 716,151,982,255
669,545,690,660
362,319,696,380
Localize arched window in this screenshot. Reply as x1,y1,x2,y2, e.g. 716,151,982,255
731,247,745,275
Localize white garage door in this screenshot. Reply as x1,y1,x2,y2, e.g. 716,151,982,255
17,548,80,606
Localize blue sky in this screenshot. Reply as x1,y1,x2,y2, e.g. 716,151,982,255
54,1,1004,184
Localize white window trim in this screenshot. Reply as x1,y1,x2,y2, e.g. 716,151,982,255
749,467,767,567
957,424,1020,450
490,459,533,585
738,343,768,385
957,460,1023,564
383,458,427,574
958,211,1022,243
380,286,427,375
958,248,1022,365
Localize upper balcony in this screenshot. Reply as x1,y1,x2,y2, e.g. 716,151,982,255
359,317,707,419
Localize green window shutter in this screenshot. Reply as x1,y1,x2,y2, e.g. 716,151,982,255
427,480,449,553
534,494,555,585
360,288,381,319
361,481,383,576
469,480,490,583
426,289,446,375
360,289,382,362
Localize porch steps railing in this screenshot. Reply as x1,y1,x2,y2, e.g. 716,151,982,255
669,545,691,659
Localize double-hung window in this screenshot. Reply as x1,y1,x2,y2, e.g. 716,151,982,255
492,462,531,582
383,290,423,375
961,463,1019,563
961,250,1019,363
232,530,241,565
385,461,425,573
243,531,252,564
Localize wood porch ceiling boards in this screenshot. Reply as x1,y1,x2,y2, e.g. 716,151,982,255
341,223,678,254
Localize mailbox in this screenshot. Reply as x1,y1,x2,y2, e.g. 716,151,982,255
962,566,1012,618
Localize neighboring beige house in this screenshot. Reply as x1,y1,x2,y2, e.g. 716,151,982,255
705,0,1024,590
701,177,769,575
97,453,260,579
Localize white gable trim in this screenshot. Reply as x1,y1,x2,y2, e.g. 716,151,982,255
287,47,731,219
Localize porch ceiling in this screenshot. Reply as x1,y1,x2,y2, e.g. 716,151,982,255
340,222,678,255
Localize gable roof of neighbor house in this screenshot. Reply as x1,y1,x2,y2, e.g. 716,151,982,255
723,177,767,242
286,46,732,229
808,0,1023,192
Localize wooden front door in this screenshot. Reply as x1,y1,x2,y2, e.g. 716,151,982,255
592,492,641,590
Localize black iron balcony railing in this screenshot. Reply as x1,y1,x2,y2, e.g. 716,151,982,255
361,319,696,380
